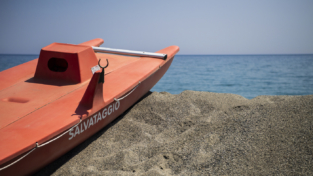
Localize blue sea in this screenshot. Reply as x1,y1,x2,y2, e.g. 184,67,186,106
1,54,313,99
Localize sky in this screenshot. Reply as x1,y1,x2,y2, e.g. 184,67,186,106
0,0,313,55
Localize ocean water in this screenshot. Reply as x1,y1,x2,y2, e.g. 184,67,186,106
1,54,312,99
0,54,39,71
151,55,313,99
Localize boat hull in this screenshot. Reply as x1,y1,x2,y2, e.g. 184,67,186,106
0,55,174,176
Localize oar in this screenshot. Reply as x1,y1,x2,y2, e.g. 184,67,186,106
92,46,167,60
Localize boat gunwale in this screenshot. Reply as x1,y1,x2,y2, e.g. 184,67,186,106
0,53,175,166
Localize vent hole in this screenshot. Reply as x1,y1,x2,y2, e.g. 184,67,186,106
48,58,68,72
2,97,29,103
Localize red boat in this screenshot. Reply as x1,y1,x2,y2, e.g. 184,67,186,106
0,38,179,175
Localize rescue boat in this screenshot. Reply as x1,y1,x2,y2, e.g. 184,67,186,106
0,38,179,175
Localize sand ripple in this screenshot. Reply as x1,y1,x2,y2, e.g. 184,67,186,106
35,91,313,175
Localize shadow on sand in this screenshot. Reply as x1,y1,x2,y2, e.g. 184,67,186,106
34,91,153,176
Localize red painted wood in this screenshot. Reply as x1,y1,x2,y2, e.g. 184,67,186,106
0,38,179,176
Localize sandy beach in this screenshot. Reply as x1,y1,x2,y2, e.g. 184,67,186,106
35,91,313,175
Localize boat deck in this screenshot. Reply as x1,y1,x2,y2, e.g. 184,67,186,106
0,54,140,129
0,50,169,165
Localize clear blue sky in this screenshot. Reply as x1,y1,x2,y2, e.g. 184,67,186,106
0,0,313,55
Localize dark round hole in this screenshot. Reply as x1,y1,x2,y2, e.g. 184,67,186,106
48,58,68,72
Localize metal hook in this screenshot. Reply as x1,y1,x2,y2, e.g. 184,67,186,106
98,59,108,83
98,59,109,68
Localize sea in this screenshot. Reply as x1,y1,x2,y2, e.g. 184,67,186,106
0,54,312,99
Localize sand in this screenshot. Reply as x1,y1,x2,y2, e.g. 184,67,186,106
35,91,313,175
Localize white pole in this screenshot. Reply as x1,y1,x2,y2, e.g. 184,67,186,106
92,46,167,60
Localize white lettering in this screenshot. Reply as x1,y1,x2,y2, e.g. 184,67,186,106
69,101,121,140
80,124,84,133
83,119,89,130
93,114,97,124
74,126,80,137
102,108,107,119
97,112,102,122
115,101,120,110
89,117,94,128
108,105,112,115
69,129,74,140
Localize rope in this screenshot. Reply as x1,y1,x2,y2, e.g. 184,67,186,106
0,146,36,171
114,81,141,102
0,119,82,171
0,81,141,171
38,119,82,148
